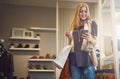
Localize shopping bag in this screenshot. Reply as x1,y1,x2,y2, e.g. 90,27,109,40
53,45,72,69
89,48,98,67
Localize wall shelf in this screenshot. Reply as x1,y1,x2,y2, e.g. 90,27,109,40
29,69,55,72
29,59,53,61
10,37,40,40
9,48,40,51
30,27,56,32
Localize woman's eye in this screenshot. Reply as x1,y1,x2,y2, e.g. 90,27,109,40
80,10,87,13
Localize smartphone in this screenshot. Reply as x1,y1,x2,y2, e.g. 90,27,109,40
83,30,88,34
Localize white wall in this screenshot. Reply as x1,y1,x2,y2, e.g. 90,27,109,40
0,3,56,79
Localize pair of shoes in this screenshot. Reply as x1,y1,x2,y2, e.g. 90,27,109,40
51,54,56,59
45,54,51,59
17,43,23,48
24,44,30,48
39,56,44,59
36,64,42,69
30,56,37,59
33,44,39,48
24,44,39,48
17,44,39,48
43,65,48,70
17,43,30,48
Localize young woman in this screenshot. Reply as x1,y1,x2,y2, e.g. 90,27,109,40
66,2,98,79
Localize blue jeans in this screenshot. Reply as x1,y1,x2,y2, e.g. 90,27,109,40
70,65,95,79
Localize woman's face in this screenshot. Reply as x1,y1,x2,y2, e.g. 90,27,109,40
79,6,87,21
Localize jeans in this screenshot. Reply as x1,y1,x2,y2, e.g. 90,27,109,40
70,65,95,79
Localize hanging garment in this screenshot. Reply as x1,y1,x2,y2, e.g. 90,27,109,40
0,45,14,79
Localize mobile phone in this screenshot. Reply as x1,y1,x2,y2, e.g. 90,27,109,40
83,30,88,34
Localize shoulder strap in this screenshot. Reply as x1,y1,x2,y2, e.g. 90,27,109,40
86,19,92,33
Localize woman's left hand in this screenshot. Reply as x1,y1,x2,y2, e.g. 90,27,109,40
82,32,97,46
81,32,92,42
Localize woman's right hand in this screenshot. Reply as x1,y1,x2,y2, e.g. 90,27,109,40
66,31,72,41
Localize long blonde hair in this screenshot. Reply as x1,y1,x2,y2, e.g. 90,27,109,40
70,2,91,30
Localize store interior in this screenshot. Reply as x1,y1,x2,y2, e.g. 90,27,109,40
0,0,120,79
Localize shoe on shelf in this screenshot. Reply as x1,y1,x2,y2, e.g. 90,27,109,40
33,44,39,48
16,43,23,48
24,44,30,48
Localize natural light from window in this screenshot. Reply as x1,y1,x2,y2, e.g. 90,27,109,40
116,13,120,37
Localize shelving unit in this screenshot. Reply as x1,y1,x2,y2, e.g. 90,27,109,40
9,27,56,78
9,26,56,78
29,27,57,79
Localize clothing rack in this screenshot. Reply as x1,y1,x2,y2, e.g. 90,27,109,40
0,39,14,79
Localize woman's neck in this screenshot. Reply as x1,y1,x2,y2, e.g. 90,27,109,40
80,21,84,26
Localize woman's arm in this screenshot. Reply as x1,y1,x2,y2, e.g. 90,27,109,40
89,34,97,46
66,31,72,45
82,20,98,46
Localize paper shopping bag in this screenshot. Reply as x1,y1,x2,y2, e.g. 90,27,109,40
53,45,72,69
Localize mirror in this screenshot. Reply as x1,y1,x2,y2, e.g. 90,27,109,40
102,0,113,56
101,0,114,70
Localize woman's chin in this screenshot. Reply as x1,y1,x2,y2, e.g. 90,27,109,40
80,18,87,21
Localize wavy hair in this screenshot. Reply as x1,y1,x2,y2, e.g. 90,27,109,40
70,3,91,30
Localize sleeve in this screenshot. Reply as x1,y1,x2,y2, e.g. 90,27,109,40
91,20,98,36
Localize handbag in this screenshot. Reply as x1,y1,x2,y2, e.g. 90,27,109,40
59,58,70,79
53,45,72,69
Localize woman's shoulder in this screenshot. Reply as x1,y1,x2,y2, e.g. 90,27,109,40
89,19,97,27
90,19,98,35
91,19,97,24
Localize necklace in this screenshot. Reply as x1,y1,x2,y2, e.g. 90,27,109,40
78,29,81,42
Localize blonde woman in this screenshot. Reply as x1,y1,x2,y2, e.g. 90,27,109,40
66,2,97,79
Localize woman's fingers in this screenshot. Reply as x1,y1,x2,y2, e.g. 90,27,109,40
82,33,91,40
